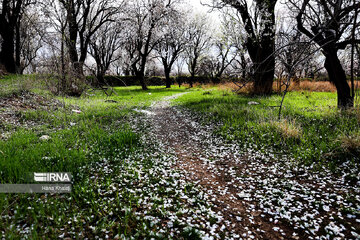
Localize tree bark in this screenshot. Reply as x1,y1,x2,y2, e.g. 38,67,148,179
135,70,148,90
247,30,275,95
324,51,353,109
0,31,16,73
96,73,105,86
230,0,276,95
189,73,194,88
15,19,22,74
251,55,275,95
164,68,171,88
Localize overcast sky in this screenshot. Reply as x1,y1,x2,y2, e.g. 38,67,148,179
188,0,209,10
187,0,217,13
186,0,222,26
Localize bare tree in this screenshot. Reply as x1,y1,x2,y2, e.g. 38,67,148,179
123,0,179,90
41,0,73,95
276,22,322,86
58,0,118,77
88,21,122,86
154,8,186,88
15,7,46,74
220,8,249,80
211,34,238,79
289,0,360,108
185,14,211,88
211,0,278,95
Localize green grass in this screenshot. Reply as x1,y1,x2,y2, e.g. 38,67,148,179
175,89,360,170
0,74,39,98
1,74,359,238
0,75,190,181
0,76,197,238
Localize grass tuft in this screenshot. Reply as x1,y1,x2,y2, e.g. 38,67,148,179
339,132,360,155
268,119,302,140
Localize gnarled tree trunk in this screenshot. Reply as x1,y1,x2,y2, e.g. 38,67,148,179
251,49,275,95
324,50,353,108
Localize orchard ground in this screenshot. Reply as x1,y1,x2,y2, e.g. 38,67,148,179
0,75,359,239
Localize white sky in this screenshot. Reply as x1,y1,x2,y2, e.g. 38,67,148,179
188,0,209,11
186,0,222,26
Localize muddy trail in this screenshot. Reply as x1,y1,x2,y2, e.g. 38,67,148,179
140,93,359,239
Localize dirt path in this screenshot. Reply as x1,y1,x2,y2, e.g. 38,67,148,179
143,93,359,239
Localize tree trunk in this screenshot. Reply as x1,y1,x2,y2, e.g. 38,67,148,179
97,73,105,86
324,51,353,109
140,76,148,90
60,30,66,93
241,0,276,95
0,31,16,73
189,60,196,88
135,71,148,90
73,61,84,78
189,73,194,88
248,41,275,95
15,20,22,74
164,68,171,88
252,63,274,94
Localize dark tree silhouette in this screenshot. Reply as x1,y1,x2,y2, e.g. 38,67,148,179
89,22,122,86
289,0,360,108
0,0,33,73
58,0,117,76
212,0,278,95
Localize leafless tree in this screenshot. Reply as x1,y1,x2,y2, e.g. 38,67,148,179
289,0,360,108
154,8,186,88
275,21,322,87
88,21,122,86
220,8,249,80
185,14,211,88
123,0,179,90
57,0,118,77
15,7,46,74
211,34,238,79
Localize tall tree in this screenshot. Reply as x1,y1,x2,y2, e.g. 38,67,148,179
185,14,211,88
124,0,178,90
58,0,118,76
221,10,249,79
0,0,33,73
88,21,122,85
15,8,46,74
289,0,360,108
154,9,186,88
211,34,238,79
212,0,278,94
41,0,69,93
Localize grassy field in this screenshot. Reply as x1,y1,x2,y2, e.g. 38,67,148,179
0,75,359,238
175,88,360,171
1,76,203,238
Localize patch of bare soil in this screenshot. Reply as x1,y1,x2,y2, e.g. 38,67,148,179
145,93,359,239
